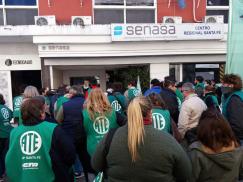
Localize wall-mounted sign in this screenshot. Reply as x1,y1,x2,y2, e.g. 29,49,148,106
0,55,41,71
111,23,224,41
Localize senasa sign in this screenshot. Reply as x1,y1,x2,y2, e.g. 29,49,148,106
111,23,224,41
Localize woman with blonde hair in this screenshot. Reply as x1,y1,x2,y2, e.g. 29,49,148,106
92,96,191,182
83,88,125,157
18,85,40,125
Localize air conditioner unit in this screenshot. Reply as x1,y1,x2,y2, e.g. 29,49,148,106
34,16,56,26
163,16,182,24
204,15,224,24
71,16,92,26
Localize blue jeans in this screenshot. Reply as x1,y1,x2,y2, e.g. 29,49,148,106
73,155,83,174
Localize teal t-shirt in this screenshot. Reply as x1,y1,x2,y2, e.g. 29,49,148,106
83,109,118,156
13,95,23,118
127,87,140,101
6,121,56,182
152,108,171,133
0,104,13,138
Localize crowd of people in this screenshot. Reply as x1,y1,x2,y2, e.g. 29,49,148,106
0,74,243,182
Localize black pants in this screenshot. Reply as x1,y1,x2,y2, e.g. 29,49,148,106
0,138,9,177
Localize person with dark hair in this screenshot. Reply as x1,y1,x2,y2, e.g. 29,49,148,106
159,79,180,123
204,85,220,111
221,74,243,144
147,93,171,133
189,109,243,182
5,97,76,182
54,85,71,122
92,96,191,182
164,77,184,110
0,94,13,181
107,85,127,117
194,76,205,98
82,80,92,99
144,78,161,96
125,81,140,101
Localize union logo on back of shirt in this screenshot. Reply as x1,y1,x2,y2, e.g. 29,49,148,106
152,113,166,130
1,108,10,120
93,116,110,135
20,131,42,155
111,100,121,112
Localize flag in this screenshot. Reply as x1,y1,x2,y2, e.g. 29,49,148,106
178,0,186,9
136,75,142,94
226,0,243,79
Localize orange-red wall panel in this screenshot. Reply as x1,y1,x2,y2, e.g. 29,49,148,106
38,0,92,24
157,0,206,23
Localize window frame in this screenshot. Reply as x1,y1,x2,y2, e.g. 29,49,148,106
93,0,157,24
0,0,38,25
206,0,229,24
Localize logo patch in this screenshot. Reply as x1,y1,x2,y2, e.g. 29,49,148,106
20,131,42,155
1,108,9,120
152,113,166,130
93,116,110,135
114,26,123,36
111,100,121,112
15,97,23,107
133,89,139,96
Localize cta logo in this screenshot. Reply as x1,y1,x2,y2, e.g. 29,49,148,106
1,108,9,120
93,116,110,135
152,113,166,130
5,59,12,66
111,100,121,112
22,163,38,169
20,131,42,155
114,26,123,36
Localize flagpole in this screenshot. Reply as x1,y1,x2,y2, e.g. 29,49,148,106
226,0,233,74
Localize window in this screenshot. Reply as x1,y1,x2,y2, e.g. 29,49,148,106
0,9,3,25
206,0,229,23
94,9,124,24
126,0,154,6
5,0,36,5
126,9,155,23
94,0,156,24
6,9,37,25
207,0,229,6
206,10,228,23
0,0,2,5
95,0,124,5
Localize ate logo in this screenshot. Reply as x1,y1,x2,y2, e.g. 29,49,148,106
20,131,42,155
1,108,9,120
133,89,139,96
152,113,166,130
111,100,121,112
93,116,110,135
15,97,23,107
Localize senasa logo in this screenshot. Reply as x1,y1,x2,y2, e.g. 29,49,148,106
20,131,42,155
113,26,123,36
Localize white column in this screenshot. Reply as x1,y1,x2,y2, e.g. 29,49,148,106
150,63,169,81
0,71,12,109
49,66,54,89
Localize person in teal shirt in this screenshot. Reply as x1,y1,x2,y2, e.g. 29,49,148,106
194,76,205,99
5,97,76,182
83,88,123,157
125,81,140,102
0,94,13,180
147,93,171,133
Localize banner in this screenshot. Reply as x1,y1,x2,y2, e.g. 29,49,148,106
111,23,224,41
226,0,243,79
